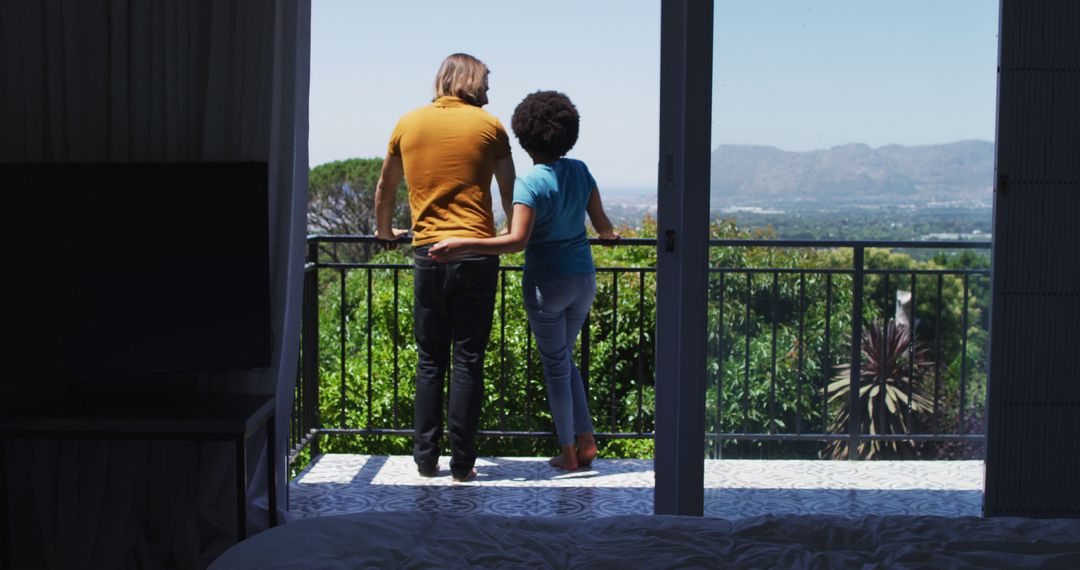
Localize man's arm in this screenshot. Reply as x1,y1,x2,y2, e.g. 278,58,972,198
375,153,408,240
494,156,516,232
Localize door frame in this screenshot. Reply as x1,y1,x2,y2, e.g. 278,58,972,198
654,0,714,516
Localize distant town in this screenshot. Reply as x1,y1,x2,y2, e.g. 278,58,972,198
599,193,992,242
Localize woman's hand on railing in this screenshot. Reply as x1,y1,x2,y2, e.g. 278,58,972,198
597,230,621,245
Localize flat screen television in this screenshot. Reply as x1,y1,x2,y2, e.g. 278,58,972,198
3,162,271,384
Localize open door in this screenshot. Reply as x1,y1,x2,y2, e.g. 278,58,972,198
984,0,1080,518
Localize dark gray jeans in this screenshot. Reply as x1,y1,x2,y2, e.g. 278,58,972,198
412,245,499,478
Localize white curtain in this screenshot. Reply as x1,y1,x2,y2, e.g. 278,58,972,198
0,0,310,567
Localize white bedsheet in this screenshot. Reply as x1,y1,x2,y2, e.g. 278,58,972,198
210,511,1080,569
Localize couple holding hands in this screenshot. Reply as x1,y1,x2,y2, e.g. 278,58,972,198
375,53,619,482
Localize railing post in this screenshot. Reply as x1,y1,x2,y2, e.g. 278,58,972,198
848,246,865,460
303,240,321,458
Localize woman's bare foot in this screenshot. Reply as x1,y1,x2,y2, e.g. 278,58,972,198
549,444,579,471
576,433,598,468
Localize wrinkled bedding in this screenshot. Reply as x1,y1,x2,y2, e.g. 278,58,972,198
210,511,1080,569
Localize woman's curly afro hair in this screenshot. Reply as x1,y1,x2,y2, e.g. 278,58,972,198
511,90,579,159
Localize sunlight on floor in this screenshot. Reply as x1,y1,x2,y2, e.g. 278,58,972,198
289,455,983,519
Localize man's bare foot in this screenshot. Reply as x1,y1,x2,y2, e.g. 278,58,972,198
549,444,579,471
576,433,598,468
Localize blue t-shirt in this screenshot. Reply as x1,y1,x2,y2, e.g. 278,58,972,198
513,158,597,284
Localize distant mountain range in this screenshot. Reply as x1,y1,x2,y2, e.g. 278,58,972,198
711,140,994,208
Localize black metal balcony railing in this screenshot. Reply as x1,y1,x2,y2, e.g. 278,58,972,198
290,235,991,466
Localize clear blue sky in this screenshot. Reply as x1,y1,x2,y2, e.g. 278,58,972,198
309,0,999,194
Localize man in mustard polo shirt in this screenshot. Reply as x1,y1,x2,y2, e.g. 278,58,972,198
375,53,514,482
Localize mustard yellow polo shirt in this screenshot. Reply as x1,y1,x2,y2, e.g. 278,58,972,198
387,96,512,246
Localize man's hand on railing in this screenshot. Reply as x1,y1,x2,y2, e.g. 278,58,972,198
375,228,409,249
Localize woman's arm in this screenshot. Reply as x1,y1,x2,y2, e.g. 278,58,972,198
428,203,535,262
586,187,620,240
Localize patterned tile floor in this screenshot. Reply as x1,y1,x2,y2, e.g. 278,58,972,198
289,455,983,520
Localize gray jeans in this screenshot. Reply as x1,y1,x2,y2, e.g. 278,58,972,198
522,273,597,445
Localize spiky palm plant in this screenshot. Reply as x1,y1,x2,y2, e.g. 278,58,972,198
827,319,934,459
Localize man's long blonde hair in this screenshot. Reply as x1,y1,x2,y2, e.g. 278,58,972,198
433,53,489,107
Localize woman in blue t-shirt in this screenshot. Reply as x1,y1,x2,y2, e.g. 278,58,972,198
430,90,619,470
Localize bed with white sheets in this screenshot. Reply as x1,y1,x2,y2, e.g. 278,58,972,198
210,510,1080,568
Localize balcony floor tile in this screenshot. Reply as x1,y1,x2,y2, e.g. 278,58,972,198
289,455,983,520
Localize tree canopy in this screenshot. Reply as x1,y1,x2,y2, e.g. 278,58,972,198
308,157,410,237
